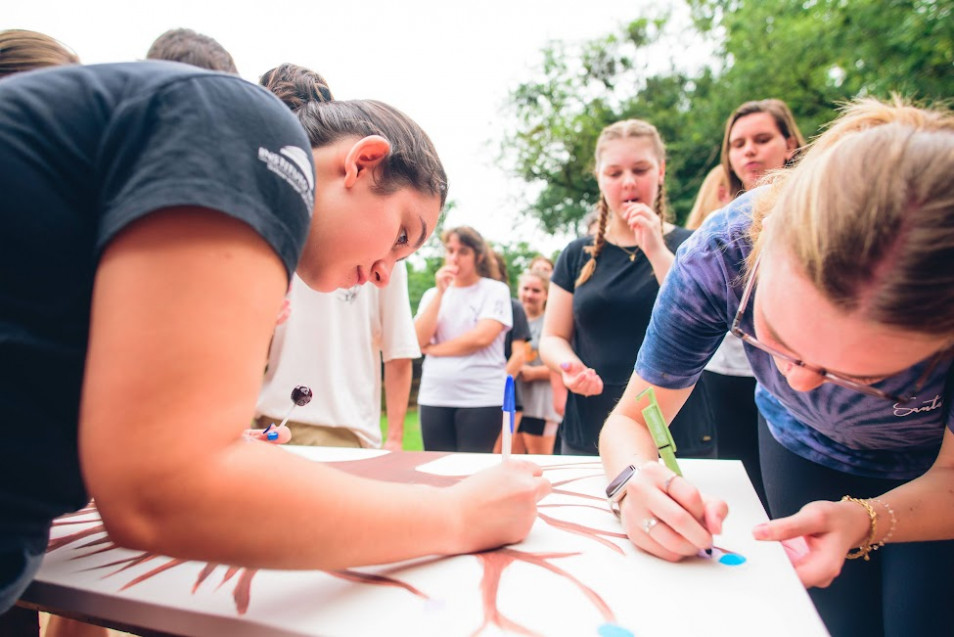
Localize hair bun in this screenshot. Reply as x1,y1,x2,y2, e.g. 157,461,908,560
260,63,334,110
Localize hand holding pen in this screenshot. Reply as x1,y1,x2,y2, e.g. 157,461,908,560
612,388,728,561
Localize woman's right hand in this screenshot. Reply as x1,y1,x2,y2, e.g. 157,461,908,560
435,265,458,292
617,461,728,561
446,460,551,553
559,360,604,396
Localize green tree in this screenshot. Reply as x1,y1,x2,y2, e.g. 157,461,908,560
501,0,954,233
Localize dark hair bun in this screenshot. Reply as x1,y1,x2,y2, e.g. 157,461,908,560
260,63,334,110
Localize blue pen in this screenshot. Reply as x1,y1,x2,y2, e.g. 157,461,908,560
501,375,515,462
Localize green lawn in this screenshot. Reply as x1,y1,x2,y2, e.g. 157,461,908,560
380,408,423,451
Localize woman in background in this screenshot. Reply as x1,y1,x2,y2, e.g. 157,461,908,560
540,118,713,457
689,100,806,508
516,268,562,454
415,227,513,452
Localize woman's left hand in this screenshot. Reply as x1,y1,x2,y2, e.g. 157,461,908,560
621,202,664,257
752,499,872,588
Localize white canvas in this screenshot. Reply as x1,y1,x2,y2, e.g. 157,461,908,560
22,449,828,636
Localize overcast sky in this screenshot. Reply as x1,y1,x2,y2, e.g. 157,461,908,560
9,0,682,255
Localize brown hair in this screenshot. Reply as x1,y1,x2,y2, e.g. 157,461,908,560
720,99,806,198
261,63,447,208
441,226,499,280
750,97,954,335
685,164,730,230
146,28,238,74
0,29,78,79
576,119,669,287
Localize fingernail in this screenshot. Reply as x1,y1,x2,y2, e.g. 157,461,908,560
560,362,570,370
752,523,768,538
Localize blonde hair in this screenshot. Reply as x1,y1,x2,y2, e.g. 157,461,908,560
721,99,806,198
576,119,669,287
520,268,551,290
685,165,730,230
750,97,954,335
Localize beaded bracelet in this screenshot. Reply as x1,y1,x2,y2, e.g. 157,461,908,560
841,496,878,561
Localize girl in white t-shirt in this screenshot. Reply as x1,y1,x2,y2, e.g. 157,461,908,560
415,226,513,451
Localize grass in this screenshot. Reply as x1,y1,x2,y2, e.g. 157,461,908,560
380,408,423,451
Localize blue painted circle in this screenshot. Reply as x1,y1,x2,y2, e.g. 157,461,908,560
598,623,635,637
719,553,747,566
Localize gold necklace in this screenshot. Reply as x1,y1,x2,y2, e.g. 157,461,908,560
615,243,640,262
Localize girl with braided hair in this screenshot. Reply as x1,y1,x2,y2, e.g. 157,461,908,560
539,119,714,456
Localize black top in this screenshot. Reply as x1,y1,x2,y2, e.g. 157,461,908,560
505,298,531,359
551,229,714,454
506,298,532,409
0,62,312,590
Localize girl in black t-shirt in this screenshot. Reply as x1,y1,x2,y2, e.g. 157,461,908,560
540,118,714,457
0,62,549,614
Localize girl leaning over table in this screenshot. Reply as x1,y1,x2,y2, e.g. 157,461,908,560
599,97,954,636
0,61,549,618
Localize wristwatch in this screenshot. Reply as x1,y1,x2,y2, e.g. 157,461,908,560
606,463,640,504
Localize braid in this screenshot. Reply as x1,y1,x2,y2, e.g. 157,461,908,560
575,196,609,287
655,179,671,223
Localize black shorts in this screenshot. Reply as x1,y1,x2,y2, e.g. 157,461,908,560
520,416,546,436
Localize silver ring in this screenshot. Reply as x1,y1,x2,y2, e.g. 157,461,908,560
663,474,677,495
642,517,658,535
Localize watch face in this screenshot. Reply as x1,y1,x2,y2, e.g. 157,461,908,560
605,464,636,501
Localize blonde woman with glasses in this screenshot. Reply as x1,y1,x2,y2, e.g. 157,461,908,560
598,98,954,637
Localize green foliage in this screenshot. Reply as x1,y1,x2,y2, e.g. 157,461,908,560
500,0,954,232
491,240,548,296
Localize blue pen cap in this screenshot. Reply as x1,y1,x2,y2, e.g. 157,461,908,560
502,375,515,412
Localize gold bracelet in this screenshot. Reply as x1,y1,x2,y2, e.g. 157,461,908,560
867,497,896,551
841,496,877,561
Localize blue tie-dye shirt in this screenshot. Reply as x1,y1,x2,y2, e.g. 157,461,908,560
636,190,951,480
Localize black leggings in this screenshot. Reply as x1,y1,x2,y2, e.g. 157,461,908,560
702,370,766,509
419,405,501,452
758,414,954,637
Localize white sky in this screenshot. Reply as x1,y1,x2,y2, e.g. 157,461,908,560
9,1,677,255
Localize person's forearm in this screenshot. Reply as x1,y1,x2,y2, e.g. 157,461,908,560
383,359,413,447
539,334,579,373
426,333,490,357
599,412,659,481
414,290,443,347
425,321,502,357
505,349,525,378
849,464,954,545
94,442,462,570
520,365,551,382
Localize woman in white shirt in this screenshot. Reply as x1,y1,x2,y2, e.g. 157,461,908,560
415,226,513,451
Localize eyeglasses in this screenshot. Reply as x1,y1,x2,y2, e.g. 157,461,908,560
730,253,929,405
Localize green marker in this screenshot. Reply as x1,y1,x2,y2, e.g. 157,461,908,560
637,387,682,477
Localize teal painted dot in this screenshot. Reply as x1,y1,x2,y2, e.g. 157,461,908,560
719,553,747,566
598,623,634,637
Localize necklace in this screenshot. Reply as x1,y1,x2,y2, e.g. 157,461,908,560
615,243,640,262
